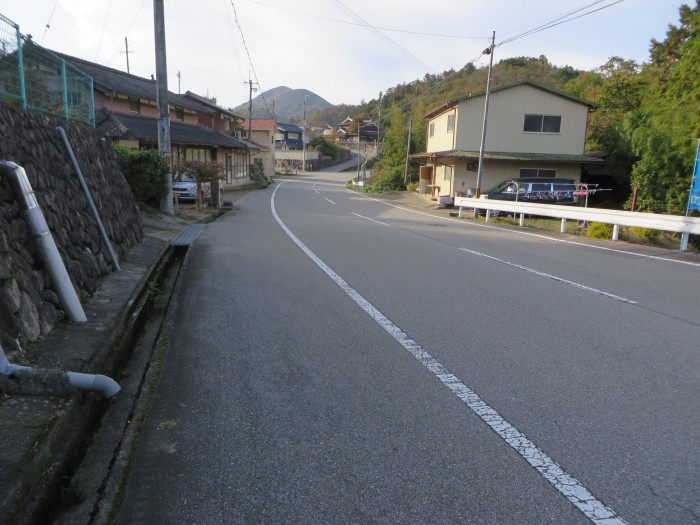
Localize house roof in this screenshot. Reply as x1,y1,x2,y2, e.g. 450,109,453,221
410,150,602,164
183,91,242,119
248,140,271,152
240,118,277,131
277,122,303,132
53,51,208,113
424,79,597,120
96,109,250,149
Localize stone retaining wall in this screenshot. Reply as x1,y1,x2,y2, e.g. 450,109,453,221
0,102,143,346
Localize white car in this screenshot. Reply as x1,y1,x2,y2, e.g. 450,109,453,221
172,173,210,203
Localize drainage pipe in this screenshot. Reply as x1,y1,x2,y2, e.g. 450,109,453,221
0,343,120,398
0,161,87,322
56,126,121,271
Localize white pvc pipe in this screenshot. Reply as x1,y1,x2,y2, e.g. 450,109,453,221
1,161,87,322
0,343,120,398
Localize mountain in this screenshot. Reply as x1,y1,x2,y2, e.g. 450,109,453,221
231,86,332,122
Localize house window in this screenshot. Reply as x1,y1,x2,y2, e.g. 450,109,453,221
67,92,81,107
443,165,453,182
523,114,561,133
234,151,248,179
254,158,262,166
226,155,233,184
429,122,435,138
520,168,557,178
224,119,231,132
128,97,140,113
447,114,455,133
175,107,184,121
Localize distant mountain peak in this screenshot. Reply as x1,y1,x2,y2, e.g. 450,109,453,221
232,86,332,122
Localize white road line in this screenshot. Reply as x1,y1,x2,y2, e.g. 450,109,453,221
271,182,628,525
325,197,336,205
460,248,638,304
351,212,390,226
361,194,700,268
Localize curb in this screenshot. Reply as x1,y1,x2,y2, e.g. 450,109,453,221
1,235,177,525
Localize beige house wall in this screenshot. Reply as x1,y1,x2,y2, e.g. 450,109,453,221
250,128,275,177
426,108,457,153
455,85,589,154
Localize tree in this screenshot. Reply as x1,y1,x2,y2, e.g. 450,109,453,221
309,136,340,157
625,1,700,214
370,104,408,192
179,160,224,210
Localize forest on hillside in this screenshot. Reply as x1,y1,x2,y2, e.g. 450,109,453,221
321,1,699,217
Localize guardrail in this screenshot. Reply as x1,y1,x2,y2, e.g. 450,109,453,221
453,197,700,251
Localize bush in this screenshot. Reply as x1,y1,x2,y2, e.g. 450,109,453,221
406,181,418,192
309,136,340,157
366,167,406,194
587,222,614,239
627,226,659,243
114,145,168,207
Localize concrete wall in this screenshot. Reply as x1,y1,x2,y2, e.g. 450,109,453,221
0,102,143,345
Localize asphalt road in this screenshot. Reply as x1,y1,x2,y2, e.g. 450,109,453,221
116,176,700,524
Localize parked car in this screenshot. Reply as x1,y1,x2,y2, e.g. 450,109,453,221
172,172,210,203
481,178,578,205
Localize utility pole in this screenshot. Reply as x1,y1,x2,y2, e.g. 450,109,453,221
153,0,172,214
302,95,308,171
246,78,256,179
357,119,361,182
177,71,181,94
377,96,382,155
404,114,413,184
475,31,495,208
121,37,132,74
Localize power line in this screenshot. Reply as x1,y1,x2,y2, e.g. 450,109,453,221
228,0,274,118
105,0,148,64
499,0,624,47
329,0,434,72
244,0,487,40
222,0,246,87
381,51,487,122
39,0,59,45
94,0,115,60
376,0,625,121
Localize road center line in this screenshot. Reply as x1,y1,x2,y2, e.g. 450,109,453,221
460,248,637,304
271,182,628,525
325,197,336,205
351,212,390,226
358,193,700,268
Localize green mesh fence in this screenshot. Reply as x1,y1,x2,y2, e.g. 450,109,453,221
0,13,94,126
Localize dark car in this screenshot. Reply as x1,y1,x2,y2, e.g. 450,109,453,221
481,177,577,205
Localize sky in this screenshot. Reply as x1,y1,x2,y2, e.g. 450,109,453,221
0,0,687,111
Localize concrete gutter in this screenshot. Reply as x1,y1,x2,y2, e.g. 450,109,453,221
0,226,178,525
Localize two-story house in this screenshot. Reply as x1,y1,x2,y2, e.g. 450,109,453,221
276,122,304,150
54,52,252,189
411,79,599,199
239,118,276,178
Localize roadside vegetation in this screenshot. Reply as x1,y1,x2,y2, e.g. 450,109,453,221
340,2,698,247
